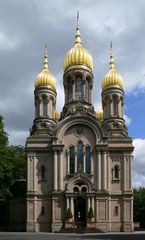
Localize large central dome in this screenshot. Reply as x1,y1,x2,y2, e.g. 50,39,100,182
64,19,93,72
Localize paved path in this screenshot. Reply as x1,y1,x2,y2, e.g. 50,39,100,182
0,232,145,240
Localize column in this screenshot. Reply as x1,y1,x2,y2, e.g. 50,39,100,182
118,98,121,118
70,197,74,218
75,153,77,173
83,152,86,173
34,197,37,231
123,157,126,191
66,151,69,174
66,197,69,210
54,151,58,190
107,155,111,191
39,97,43,116
97,151,101,190
46,98,49,117
89,84,92,104
33,157,36,191
91,197,95,214
129,156,132,190
88,197,90,211
103,151,107,190
60,151,63,190
110,98,113,117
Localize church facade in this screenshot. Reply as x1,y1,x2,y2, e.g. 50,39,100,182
25,19,134,232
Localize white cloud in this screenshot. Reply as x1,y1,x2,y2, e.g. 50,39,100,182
55,72,64,112
132,139,145,187
124,114,132,126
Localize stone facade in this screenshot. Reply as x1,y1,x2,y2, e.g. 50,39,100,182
25,22,134,233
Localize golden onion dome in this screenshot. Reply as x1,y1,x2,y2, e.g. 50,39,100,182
64,13,93,72
35,44,56,91
102,42,123,92
96,107,104,121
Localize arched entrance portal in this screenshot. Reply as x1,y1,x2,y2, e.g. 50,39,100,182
74,196,86,226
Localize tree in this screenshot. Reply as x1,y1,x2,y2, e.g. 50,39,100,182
133,187,145,228
0,115,26,202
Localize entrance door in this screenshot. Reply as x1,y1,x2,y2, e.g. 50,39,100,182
74,196,86,226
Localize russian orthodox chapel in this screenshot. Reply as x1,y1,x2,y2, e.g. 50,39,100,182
25,17,134,232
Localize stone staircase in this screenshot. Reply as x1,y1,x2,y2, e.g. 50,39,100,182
60,225,104,233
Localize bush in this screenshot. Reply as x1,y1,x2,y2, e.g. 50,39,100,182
66,208,73,219
87,207,94,219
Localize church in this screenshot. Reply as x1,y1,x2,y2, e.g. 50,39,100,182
25,17,134,232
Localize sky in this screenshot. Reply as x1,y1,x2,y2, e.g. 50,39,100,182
0,0,145,187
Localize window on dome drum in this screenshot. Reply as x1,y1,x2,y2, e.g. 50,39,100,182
68,80,72,102
113,95,118,116
43,97,47,116
77,143,83,172
41,165,45,180
85,79,89,102
86,145,91,174
75,76,82,100
69,146,75,174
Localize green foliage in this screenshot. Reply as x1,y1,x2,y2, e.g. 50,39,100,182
0,115,26,203
133,187,145,228
66,208,73,219
0,116,8,146
87,207,94,219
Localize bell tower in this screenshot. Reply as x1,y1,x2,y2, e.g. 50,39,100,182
102,43,127,136
31,44,57,135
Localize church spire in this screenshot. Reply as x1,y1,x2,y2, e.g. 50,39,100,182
43,43,48,69
109,41,115,70
75,11,81,44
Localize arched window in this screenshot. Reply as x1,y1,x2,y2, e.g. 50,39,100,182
42,96,47,117
77,143,83,172
75,76,82,100
104,96,110,118
69,146,75,174
113,95,118,116
73,187,79,193
114,165,119,179
85,79,89,102
86,145,91,174
114,206,119,216
41,165,45,180
82,186,87,193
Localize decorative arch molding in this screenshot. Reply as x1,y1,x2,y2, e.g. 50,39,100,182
66,174,94,192
56,116,104,141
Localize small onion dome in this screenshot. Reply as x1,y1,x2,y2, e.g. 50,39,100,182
64,14,93,72
35,44,56,91
96,107,104,121
54,111,60,122
102,42,123,92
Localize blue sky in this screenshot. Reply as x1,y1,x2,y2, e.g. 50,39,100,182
0,0,145,186
125,91,145,139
